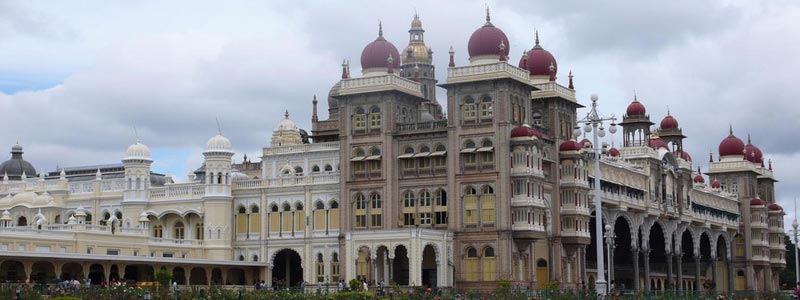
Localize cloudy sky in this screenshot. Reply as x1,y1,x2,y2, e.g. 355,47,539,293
2,1,799,228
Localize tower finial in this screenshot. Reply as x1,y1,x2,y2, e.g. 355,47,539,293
666,105,670,116
215,117,222,135
633,90,638,101
729,124,733,136
485,5,491,23
747,133,751,144
133,126,140,143
535,29,540,46
285,110,289,119
448,46,455,67
378,20,383,37
568,70,574,89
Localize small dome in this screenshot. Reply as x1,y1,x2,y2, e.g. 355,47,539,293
0,143,37,180
693,173,705,184
711,179,721,189
579,138,592,148
230,168,250,181
674,150,691,161
206,133,233,153
559,140,582,152
420,110,435,122
660,114,679,129
467,12,510,60
744,139,763,163
124,141,152,161
649,138,668,150
361,24,401,71
275,110,298,132
511,124,542,139
750,198,765,206
626,99,646,116
403,44,432,65
411,14,423,29
608,147,620,157
518,32,557,77
768,203,783,211
719,130,745,157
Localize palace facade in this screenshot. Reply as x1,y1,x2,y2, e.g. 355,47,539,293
0,11,785,292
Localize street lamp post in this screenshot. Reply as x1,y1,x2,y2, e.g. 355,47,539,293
574,94,617,297
604,224,616,292
793,198,799,285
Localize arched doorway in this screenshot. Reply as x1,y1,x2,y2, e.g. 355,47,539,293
190,268,207,285
30,261,55,283
88,264,105,284
612,217,633,290
393,245,410,286
227,268,245,285
421,245,437,288
61,263,84,281
716,235,729,291
376,246,390,283
173,267,186,285
17,216,27,226
109,265,120,282
124,265,154,282
699,232,712,291
536,259,549,289
649,222,666,291
272,249,302,287
680,230,695,291
211,268,223,285
1,261,25,281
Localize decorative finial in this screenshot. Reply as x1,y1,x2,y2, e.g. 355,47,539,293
633,90,638,102
448,46,455,68
387,54,394,73
666,106,670,116
342,59,349,79
498,40,506,61
535,29,540,46
709,151,713,162
285,110,289,119
215,117,222,135
568,70,574,90
729,124,733,136
548,62,555,82
768,159,772,170
485,5,491,24
312,94,317,104
747,133,751,144
133,126,140,143
378,21,383,37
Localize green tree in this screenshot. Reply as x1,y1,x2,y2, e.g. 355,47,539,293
781,234,797,289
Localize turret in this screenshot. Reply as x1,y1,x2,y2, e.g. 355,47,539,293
204,132,234,196
122,140,153,202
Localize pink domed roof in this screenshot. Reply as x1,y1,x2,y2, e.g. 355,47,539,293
750,198,765,206
660,114,679,129
360,25,401,70
719,130,745,157
768,203,783,211
626,99,646,116
649,138,668,150
608,147,620,157
744,139,763,163
711,179,721,189
467,13,510,59
693,174,705,184
511,124,542,139
559,140,581,152
518,32,557,76
579,138,592,148
675,150,691,161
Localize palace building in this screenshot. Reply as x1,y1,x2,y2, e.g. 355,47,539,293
0,11,785,292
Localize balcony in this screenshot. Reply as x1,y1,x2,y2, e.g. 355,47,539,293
511,165,545,178
149,237,203,246
446,62,531,86
559,204,591,216
233,173,340,190
511,222,545,232
531,81,576,103
511,195,546,208
263,141,339,156
396,120,447,133
334,74,422,98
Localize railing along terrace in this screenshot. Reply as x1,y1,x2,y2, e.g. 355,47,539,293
396,119,448,133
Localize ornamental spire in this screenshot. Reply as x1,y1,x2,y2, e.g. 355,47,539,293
378,21,383,37
568,70,574,89
448,46,455,67
485,6,491,24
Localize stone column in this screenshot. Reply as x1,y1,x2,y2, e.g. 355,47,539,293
372,256,378,285
580,246,587,286
266,266,273,287
118,264,127,281
207,267,214,286
666,251,673,290
383,252,389,283
608,245,615,283
54,262,63,281
727,257,734,293
643,248,651,291
633,247,640,291
387,258,394,284
23,261,33,283
711,256,718,291
676,253,683,292
694,255,701,292
103,264,112,283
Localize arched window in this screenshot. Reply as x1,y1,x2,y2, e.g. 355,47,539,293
432,144,447,169
331,253,340,282
354,193,367,228
481,185,496,225
316,253,325,283
532,111,542,126
482,246,496,281
370,193,382,227
369,106,381,129
312,165,320,173
294,166,303,176
465,247,479,281
271,204,279,212
418,145,431,169
324,164,333,172
253,255,259,262
419,190,432,207
315,201,325,210
353,107,366,131
239,255,245,261
419,190,432,225
402,191,416,226
153,224,163,238
478,139,495,167
237,206,247,235
479,95,493,120
400,146,415,171
195,223,204,240
329,200,340,230
464,186,478,225
250,205,261,234
174,222,185,240
463,97,477,122
435,189,448,225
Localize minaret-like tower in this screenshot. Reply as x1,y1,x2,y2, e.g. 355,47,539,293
122,140,153,202
400,14,438,106
202,131,234,259
619,94,654,147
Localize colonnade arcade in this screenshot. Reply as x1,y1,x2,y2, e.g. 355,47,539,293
586,210,734,292
0,259,253,286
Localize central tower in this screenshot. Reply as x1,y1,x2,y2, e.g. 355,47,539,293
400,14,441,117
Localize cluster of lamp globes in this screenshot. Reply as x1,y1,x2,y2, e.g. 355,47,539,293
571,95,618,147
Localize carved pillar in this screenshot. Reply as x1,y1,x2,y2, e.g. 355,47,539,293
633,247,640,291
371,255,378,285
388,258,394,284
118,264,127,281
727,256,734,293
207,267,213,286
711,256,718,291
23,261,33,282
643,248,651,291
666,251,673,290
676,253,683,292
694,255,701,292
54,262,63,281
608,245,615,283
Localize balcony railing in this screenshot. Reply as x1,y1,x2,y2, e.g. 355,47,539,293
396,120,447,133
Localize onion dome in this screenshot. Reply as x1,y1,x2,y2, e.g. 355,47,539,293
626,98,647,116
744,135,763,163
718,126,745,157
693,167,704,183
608,147,620,157
660,113,679,130
1,210,11,221
768,203,783,211
559,140,582,152
276,110,298,132
139,212,149,222
361,23,401,71
402,14,432,65
518,31,557,77
0,143,37,180
649,137,668,150
711,179,721,189
674,149,691,161
230,168,250,181
579,138,592,148
511,124,542,139
750,198,765,206
205,133,233,154
124,140,153,162
467,8,510,60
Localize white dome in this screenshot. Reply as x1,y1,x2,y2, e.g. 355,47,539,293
230,169,250,181
205,133,233,153
124,141,152,161
275,110,298,132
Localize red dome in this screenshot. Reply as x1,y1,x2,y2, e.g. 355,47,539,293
518,35,557,77
511,124,542,139
718,134,745,157
744,144,763,163
649,138,668,150
559,140,581,152
693,174,705,184
467,17,510,59
626,100,646,116
360,28,401,71
660,114,679,129
579,138,592,148
750,198,765,206
768,203,783,211
675,150,691,161
711,179,721,189
608,147,620,157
